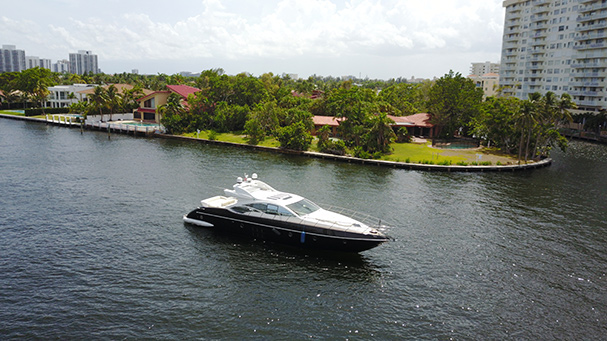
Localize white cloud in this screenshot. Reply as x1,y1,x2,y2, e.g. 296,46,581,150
1,0,505,78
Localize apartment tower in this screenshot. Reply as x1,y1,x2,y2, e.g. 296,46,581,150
500,0,607,111
0,45,26,73
69,50,99,75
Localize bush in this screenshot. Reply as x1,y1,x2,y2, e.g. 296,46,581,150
276,121,312,151
353,147,372,159
208,130,218,141
395,127,412,143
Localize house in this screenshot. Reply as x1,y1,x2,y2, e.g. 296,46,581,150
77,83,154,100
135,84,200,123
312,116,344,136
47,83,97,108
312,113,436,138
388,113,436,138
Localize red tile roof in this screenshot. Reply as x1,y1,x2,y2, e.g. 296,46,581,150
137,90,170,102
167,84,201,99
404,113,433,127
388,113,433,127
313,116,343,126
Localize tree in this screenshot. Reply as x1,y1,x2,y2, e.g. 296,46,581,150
0,72,20,109
323,86,378,146
276,121,313,151
378,83,419,116
472,96,521,152
365,112,396,153
16,67,57,112
105,85,120,121
516,93,541,164
88,86,108,121
159,92,186,134
427,70,483,138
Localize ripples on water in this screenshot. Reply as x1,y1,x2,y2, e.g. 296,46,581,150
0,119,606,339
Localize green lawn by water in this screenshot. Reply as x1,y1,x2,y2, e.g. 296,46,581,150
184,130,519,165
0,116,518,165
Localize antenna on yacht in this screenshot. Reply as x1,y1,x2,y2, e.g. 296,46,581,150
237,177,243,184
251,173,258,180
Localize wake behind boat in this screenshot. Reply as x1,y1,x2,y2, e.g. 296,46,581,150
183,173,390,252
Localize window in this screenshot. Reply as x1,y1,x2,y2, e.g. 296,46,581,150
287,199,321,216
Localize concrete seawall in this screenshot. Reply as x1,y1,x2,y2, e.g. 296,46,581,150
1,113,552,172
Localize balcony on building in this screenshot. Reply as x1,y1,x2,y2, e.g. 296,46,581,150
579,2,607,13
573,42,607,50
531,6,550,14
575,31,607,41
569,90,605,98
572,61,602,69
577,11,607,23
575,21,607,32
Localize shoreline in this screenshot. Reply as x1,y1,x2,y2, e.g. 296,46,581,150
0,113,552,172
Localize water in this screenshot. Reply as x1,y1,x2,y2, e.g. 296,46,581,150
1,118,606,339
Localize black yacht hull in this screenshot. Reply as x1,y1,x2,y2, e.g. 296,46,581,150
184,207,389,253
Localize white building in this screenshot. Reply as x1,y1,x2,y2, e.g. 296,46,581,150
500,0,607,112
25,56,52,70
47,84,96,108
53,59,70,73
470,62,500,76
0,45,26,72
69,50,99,75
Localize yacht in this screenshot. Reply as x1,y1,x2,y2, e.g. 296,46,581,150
183,174,390,252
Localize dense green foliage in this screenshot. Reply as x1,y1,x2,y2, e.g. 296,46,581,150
0,67,589,159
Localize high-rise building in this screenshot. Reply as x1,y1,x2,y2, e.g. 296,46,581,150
69,50,99,75
470,61,501,76
0,45,26,73
500,0,607,112
53,59,70,73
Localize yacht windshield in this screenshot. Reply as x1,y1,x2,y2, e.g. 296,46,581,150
287,199,321,216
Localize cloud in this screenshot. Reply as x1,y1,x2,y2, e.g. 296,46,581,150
1,0,505,77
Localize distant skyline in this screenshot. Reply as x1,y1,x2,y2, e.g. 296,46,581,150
2,0,505,79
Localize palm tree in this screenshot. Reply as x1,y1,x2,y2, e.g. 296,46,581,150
105,85,120,121
88,86,108,122
517,93,541,164
367,112,396,153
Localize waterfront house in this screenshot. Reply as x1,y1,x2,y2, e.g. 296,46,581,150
312,113,436,138
135,84,200,123
47,83,97,108
388,113,436,138
312,116,344,136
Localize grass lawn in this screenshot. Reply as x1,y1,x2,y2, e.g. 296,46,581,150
0,110,25,116
383,141,519,165
0,110,50,119
183,131,520,166
183,130,281,148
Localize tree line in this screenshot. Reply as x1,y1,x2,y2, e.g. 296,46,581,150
0,67,580,162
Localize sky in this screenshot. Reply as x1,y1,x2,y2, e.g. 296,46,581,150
1,0,506,80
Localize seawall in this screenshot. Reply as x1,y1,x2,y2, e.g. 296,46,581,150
1,113,552,172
